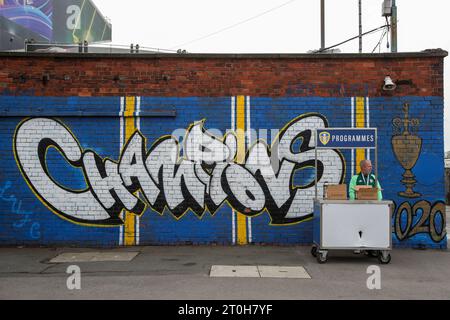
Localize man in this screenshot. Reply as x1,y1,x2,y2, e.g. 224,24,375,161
349,159,382,256
349,159,382,201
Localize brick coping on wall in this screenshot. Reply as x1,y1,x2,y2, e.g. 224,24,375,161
0,48,447,59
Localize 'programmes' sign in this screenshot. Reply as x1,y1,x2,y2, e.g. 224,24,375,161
316,128,377,149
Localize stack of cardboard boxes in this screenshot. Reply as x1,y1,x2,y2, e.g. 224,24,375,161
323,184,379,200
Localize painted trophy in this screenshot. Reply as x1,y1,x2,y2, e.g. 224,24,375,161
392,102,422,198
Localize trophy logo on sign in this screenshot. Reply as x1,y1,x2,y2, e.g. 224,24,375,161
391,102,422,198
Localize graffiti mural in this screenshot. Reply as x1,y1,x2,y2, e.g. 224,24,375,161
392,102,422,198
13,114,345,227
394,200,447,243
0,95,445,247
0,181,41,240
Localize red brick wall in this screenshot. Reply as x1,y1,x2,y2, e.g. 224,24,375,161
0,51,446,97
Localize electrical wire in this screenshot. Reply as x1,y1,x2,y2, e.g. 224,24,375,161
371,27,388,53
314,24,389,53
169,0,298,50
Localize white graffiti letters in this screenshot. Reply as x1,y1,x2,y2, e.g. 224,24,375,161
14,114,344,226
14,118,119,225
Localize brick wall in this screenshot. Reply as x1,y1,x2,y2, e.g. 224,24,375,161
0,50,447,248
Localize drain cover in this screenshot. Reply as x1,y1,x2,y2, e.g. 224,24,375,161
210,265,259,277
258,266,311,279
49,252,139,263
210,265,311,278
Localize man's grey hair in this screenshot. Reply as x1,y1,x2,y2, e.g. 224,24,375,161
360,159,372,167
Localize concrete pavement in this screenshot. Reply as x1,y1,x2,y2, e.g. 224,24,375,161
1,244,450,300
0,206,448,300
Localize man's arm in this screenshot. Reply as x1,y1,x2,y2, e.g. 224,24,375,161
376,180,383,200
349,175,358,200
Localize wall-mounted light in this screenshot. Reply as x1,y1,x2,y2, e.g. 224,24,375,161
383,76,396,91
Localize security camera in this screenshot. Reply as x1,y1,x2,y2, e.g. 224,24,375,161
383,76,397,91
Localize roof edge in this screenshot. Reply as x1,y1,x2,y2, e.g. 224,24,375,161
0,49,447,59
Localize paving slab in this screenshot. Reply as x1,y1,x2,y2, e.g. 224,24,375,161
210,265,259,278
258,266,311,279
49,251,139,263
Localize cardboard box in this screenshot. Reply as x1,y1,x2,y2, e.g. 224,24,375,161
354,185,372,192
356,187,379,200
324,184,347,200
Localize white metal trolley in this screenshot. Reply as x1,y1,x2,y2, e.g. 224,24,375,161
311,128,393,264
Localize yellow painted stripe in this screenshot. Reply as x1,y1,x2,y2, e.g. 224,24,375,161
236,96,247,245
355,97,365,173
124,96,136,246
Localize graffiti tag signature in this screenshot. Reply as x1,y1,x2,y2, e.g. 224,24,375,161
0,181,41,239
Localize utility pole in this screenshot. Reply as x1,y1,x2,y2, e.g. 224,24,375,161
391,0,397,52
320,0,325,50
358,0,362,53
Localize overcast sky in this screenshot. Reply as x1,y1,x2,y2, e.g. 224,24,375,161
93,0,450,152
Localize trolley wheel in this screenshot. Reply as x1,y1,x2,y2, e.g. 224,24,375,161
317,251,328,264
377,252,391,264
311,246,318,258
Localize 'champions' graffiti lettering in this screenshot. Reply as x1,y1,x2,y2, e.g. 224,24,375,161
13,114,345,226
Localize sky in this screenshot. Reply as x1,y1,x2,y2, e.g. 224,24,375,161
93,0,450,152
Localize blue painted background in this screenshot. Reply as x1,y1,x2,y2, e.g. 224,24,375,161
0,95,445,248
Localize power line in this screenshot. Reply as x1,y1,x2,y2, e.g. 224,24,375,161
372,28,388,53
314,24,389,53
169,0,298,50
372,17,398,53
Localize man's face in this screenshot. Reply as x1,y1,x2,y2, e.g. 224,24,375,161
361,161,372,175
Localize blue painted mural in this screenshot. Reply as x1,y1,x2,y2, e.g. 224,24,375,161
0,95,446,248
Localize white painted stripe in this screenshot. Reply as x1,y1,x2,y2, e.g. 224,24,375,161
246,95,252,244
119,97,125,246
231,96,236,130
351,97,355,176
135,96,141,245
366,97,370,160
231,96,236,245
136,96,141,120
